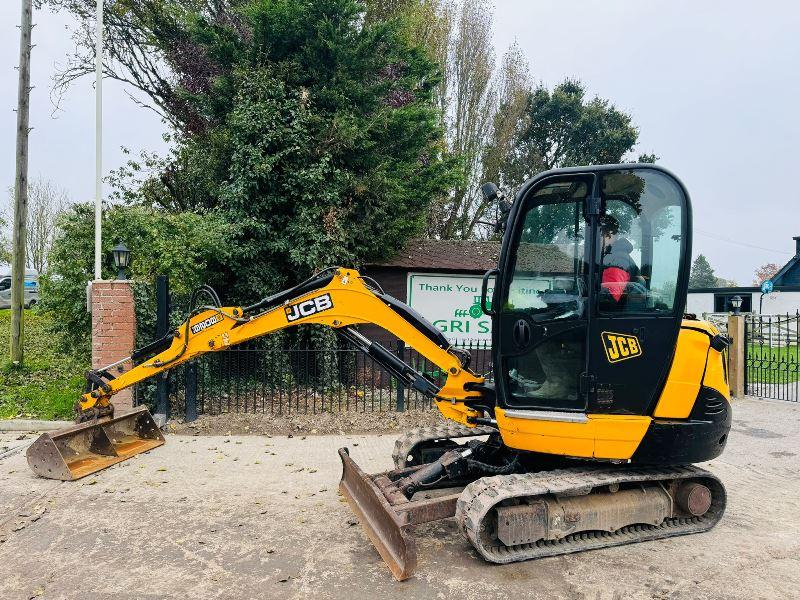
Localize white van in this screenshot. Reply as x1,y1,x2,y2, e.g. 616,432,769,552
0,268,39,309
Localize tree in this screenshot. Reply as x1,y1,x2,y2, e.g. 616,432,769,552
435,0,497,240
2,178,69,271
0,215,10,265
753,263,780,285
714,277,737,288
502,79,645,191
24,178,69,272
365,0,531,240
45,0,457,305
469,43,531,238
689,254,718,288
430,2,532,240
636,153,659,164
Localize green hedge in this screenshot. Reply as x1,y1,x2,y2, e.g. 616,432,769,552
0,310,88,420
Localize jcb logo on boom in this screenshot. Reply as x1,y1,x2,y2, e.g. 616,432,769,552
285,294,334,322
601,331,642,363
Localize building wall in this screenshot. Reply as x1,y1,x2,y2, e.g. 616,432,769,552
687,289,800,315
759,291,800,314
685,292,715,315
777,263,800,286
363,266,407,302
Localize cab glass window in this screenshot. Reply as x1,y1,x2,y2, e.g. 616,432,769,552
0,278,10,291
598,170,685,313
503,178,589,408
507,180,589,319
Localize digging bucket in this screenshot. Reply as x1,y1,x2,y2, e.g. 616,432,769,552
26,405,165,481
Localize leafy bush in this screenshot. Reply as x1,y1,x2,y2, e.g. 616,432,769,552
0,310,87,420
40,203,232,357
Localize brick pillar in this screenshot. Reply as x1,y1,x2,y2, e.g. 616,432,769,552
92,280,136,412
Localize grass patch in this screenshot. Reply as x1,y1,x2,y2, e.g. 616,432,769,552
0,310,88,420
747,343,800,384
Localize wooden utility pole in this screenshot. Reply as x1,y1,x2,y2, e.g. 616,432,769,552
11,0,33,366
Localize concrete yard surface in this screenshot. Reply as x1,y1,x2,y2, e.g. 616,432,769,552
1,397,799,600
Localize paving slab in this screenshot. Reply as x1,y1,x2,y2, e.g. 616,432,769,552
0,419,72,432
0,397,799,600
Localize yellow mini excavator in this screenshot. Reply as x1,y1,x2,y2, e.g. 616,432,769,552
27,164,731,580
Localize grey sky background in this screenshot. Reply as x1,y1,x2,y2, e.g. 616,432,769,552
1,1,799,284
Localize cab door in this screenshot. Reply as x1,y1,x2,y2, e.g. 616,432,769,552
493,174,596,412
586,168,690,415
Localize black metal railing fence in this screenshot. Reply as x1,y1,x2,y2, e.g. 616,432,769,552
135,337,493,418
133,276,493,418
745,312,799,402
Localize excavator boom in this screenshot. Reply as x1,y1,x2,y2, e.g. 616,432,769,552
26,268,484,480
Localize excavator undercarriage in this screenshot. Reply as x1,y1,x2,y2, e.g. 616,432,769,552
340,425,725,580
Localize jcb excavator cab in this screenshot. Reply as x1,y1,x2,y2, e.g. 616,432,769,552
487,164,730,464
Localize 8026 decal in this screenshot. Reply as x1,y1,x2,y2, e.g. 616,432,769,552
190,313,224,335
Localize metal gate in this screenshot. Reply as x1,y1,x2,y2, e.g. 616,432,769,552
745,313,799,401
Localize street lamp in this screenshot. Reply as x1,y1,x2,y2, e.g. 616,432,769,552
730,295,742,315
112,243,131,280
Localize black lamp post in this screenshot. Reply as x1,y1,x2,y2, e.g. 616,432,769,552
730,295,742,315
112,243,131,280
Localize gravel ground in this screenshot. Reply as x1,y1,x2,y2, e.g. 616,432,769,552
168,408,444,436
0,397,798,600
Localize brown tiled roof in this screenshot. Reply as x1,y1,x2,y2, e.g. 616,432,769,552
369,238,574,274
369,239,501,271
516,243,574,273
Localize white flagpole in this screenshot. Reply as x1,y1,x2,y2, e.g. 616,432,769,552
94,0,103,279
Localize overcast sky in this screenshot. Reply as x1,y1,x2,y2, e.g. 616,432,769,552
1,1,799,284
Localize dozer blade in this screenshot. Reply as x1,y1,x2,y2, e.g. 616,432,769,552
338,448,418,581
26,405,165,481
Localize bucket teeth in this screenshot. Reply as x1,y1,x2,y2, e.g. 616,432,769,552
26,406,165,481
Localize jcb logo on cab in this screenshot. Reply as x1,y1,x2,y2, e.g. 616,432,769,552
285,294,334,322
601,332,642,363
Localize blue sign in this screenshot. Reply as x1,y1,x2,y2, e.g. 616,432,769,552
760,280,774,294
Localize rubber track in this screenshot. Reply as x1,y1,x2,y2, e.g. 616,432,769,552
392,423,497,469
456,465,726,564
